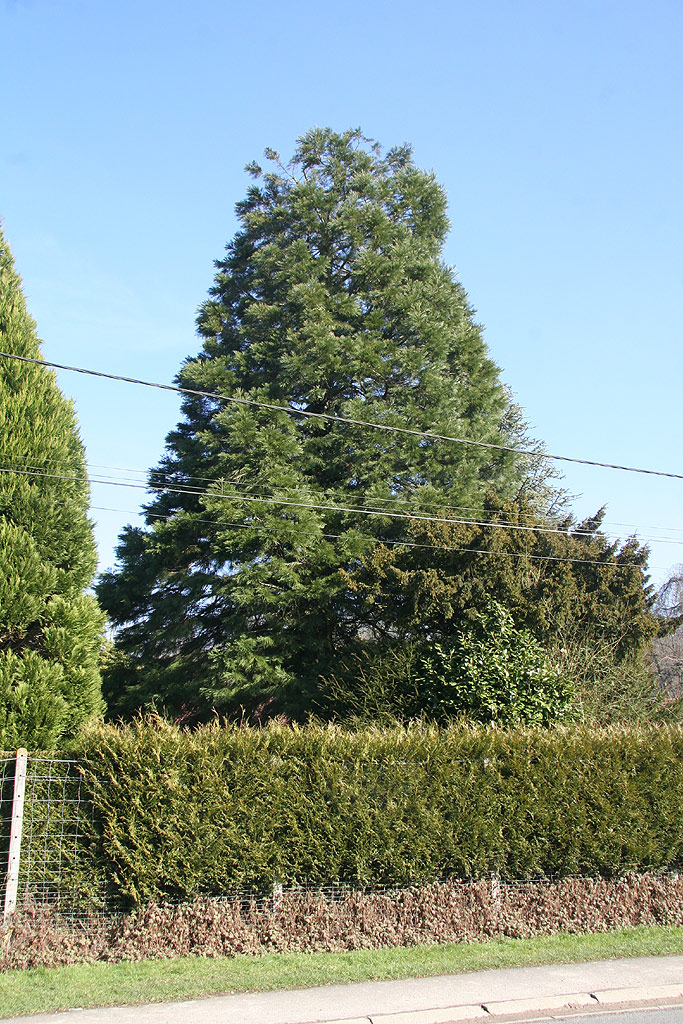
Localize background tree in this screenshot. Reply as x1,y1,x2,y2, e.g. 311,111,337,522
651,565,683,704
342,498,657,654
99,128,563,722
330,497,662,724
654,566,683,627
0,229,105,749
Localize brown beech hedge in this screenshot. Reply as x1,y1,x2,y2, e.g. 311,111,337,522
4,874,683,970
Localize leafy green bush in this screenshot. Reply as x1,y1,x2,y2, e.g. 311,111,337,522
319,603,570,725
415,602,571,723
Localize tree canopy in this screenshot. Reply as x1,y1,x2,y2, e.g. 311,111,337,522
98,128,652,723
341,499,657,658
0,229,105,749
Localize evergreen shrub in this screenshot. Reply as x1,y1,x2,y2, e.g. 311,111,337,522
67,719,683,905
0,230,105,748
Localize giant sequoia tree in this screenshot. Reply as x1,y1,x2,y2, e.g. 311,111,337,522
0,230,105,749
98,130,585,720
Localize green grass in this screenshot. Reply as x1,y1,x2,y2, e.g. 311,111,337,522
2,926,683,1019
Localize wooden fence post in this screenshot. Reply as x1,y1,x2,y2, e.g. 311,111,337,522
3,748,28,923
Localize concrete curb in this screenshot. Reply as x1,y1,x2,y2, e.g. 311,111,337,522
315,983,683,1024
481,993,595,1017
593,984,683,1004
372,1008,488,1024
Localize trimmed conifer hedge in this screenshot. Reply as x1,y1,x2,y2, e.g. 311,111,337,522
61,719,683,905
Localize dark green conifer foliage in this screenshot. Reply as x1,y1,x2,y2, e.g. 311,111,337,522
342,500,657,659
0,229,105,749
98,129,561,721
325,499,659,723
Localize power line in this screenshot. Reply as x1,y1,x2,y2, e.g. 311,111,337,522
96,505,671,568
0,466,651,544
4,457,683,547
2,350,682,480
0,450,583,529
0,466,660,566
1,462,574,535
6,449,683,538
0,485,652,569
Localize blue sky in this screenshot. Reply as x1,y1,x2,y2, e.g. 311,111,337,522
1,0,682,589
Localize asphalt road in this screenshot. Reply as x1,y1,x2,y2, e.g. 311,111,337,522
533,1011,683,1024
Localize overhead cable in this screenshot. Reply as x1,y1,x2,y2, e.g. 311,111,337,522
1,350,682,480
0,465,667,559
4,450,683,537
0,487,652,569
0,451,582,529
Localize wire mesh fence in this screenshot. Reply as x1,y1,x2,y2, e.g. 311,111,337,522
2,749,682,931
1,753,94,916
5,869,683,973
0,757,14,837
0,755,15,885
0,749,580,924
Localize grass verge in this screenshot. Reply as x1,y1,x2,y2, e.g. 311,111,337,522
2,925,683,1019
